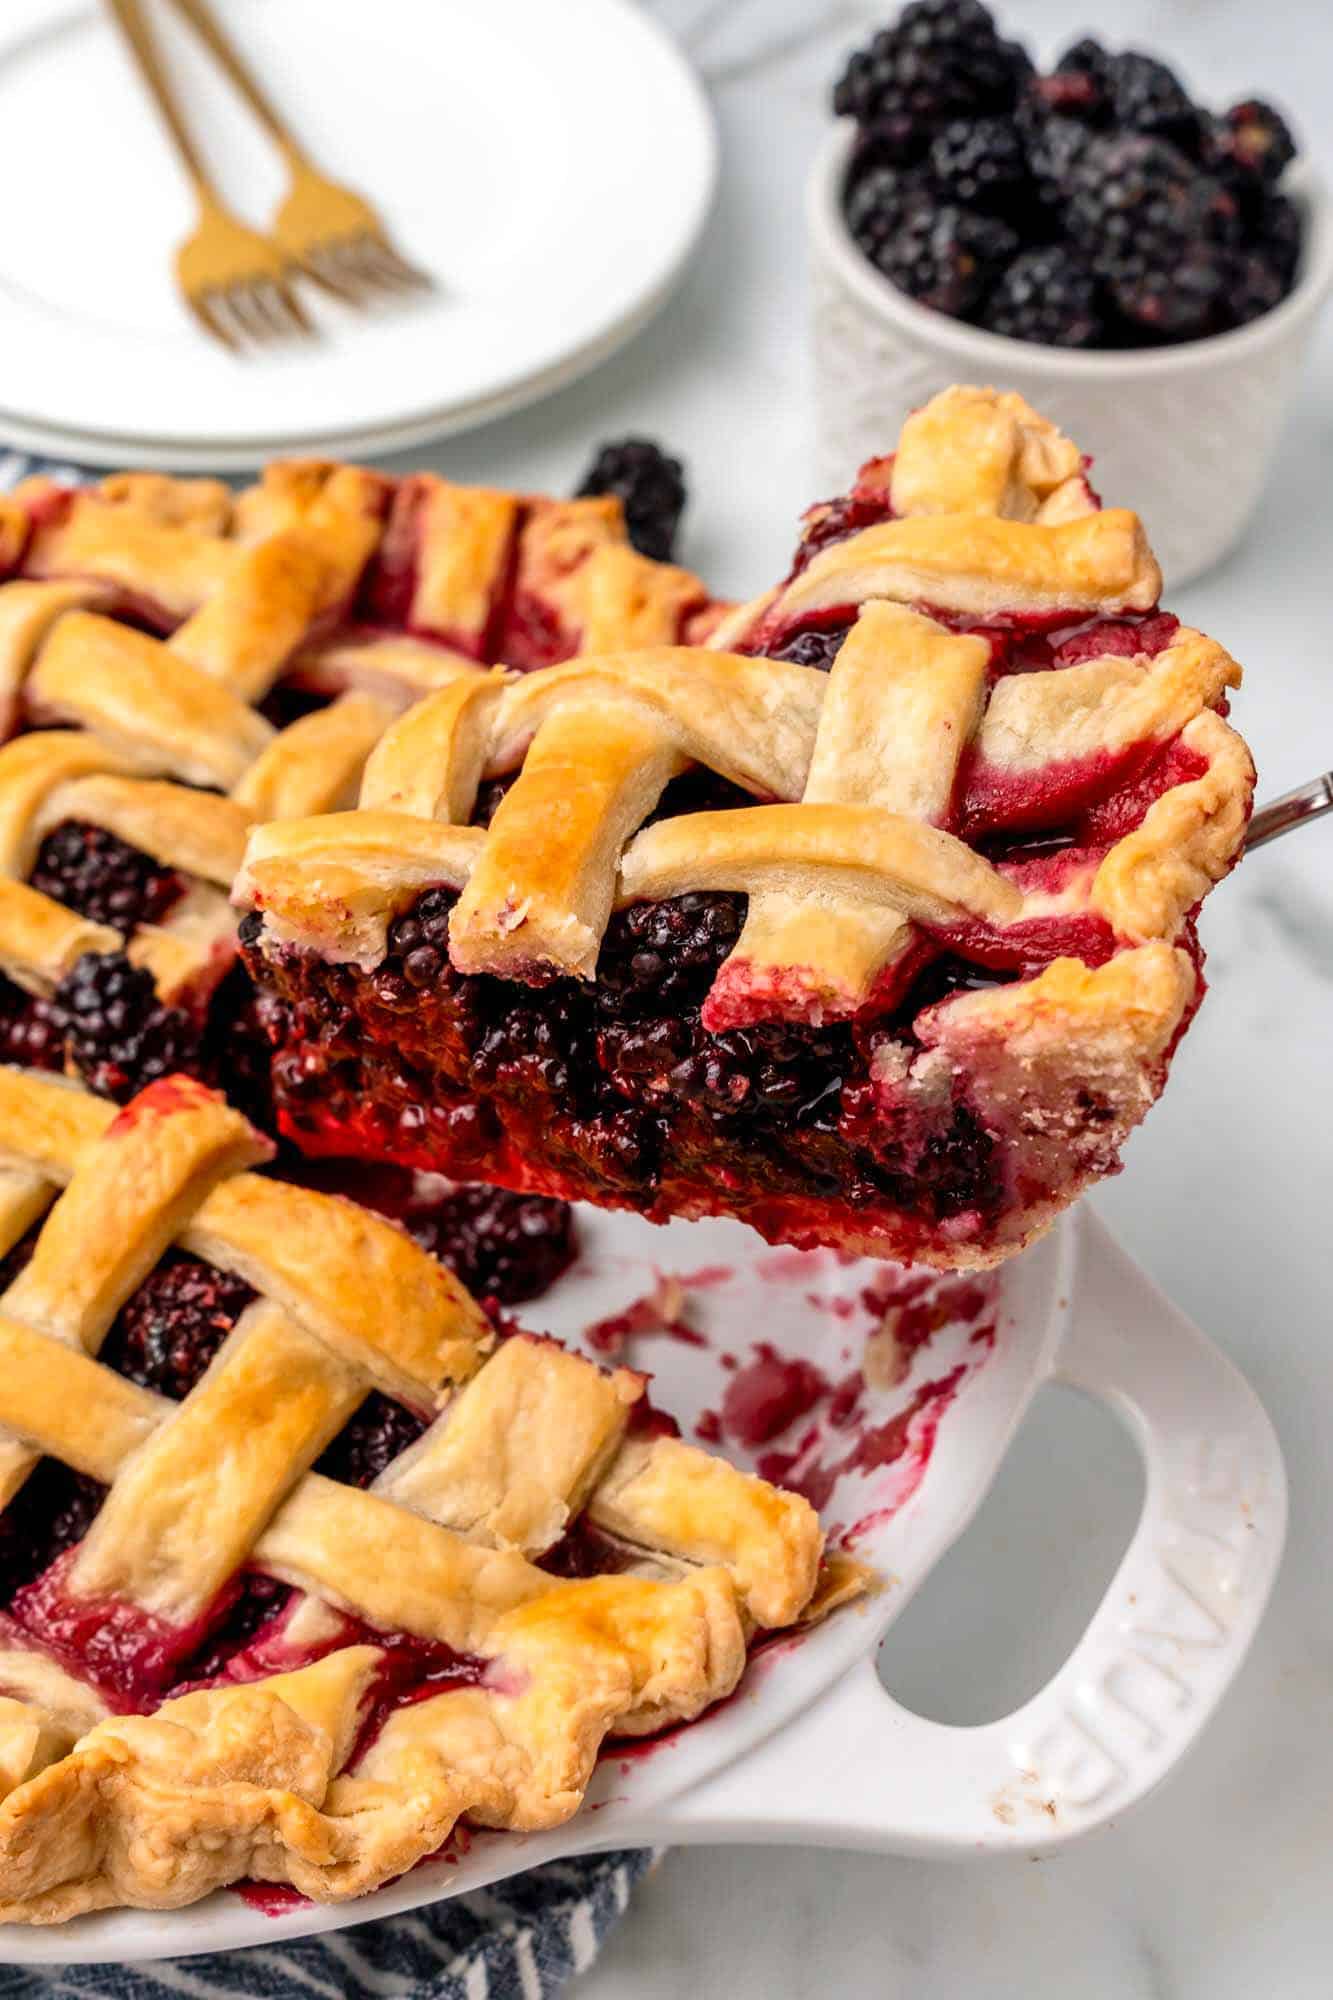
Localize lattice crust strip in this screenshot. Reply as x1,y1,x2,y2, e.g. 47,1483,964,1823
0,1071,845,1921
0,460,723,1012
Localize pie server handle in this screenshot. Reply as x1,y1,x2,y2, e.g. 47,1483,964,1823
600,1209,1287,1858
1245,771,1333,850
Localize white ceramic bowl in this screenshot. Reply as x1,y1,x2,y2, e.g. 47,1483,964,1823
808,125,1333,586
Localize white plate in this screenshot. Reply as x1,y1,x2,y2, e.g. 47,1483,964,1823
1,1205,1284,1964
0,0,717,469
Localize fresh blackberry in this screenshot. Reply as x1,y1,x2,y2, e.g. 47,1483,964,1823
833,2,1029,161
99,1251,256,1400
1057,38,1113,88
1256,190,1303,285
1068,135,1236,337
405,1183,576,1303
1219,248,1290,328
833,14,1301,346
29,820,183,934
1204,99,1297,189
982,245,1105,347
316,1392,429,1489
1110,238,1228,339
576,439,686,564
927,116,1032,217
836,92,937,170
891,1,1031,108
1018,106,1094,209
1106,50,1201,150
845,163,928,261
54,949,201,1103
868,195,1018,316
1028,49,1108,129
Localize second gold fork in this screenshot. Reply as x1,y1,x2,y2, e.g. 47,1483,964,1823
105,0,312,349
164,0,432,301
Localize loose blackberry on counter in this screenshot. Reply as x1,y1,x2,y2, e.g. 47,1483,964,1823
576,438,687,563
834,3,1305,347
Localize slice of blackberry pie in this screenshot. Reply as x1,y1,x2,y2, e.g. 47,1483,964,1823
0,1069,854,1922
0,458,722,1109
238,388,1256,1269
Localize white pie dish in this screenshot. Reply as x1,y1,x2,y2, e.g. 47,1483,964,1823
807,124,1333,587
0,1202,1283,1966
0,0,716,469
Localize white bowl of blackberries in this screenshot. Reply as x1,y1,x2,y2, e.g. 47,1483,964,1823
809,0,1333,584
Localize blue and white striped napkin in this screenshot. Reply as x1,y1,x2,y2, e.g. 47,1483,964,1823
0,453,91,491
0,1852,658,1999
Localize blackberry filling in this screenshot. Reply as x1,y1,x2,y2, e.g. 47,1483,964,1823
0,1242,447,1681
241,576,1213,1257
175,1575,295,1685
29,821,185,934
0,1461,105,1604
97,1252,257,1400
768,625,852,672
314,1393,430,1489
403,1184,576,1304
248,885,1013,1236
55,950,202,1106
0,977,65,1072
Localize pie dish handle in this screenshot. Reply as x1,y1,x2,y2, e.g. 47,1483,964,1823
654,1207,1286,1856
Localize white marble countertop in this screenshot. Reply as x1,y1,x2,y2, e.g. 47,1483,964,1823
399,2,1333,1991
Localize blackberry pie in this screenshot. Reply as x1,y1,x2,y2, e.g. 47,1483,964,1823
0,1070,848,1921
0,460,721,1102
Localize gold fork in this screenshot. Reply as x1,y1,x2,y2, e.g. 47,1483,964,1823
165,0,432,301
104,0,312,349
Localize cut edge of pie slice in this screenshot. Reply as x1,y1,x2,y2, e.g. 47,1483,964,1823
236,387,1255,1269
0,1069,865,1924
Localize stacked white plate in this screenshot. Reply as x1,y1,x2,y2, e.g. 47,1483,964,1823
0,0,717,469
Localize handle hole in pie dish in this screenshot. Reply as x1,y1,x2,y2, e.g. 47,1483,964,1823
875,1381,1143,1726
